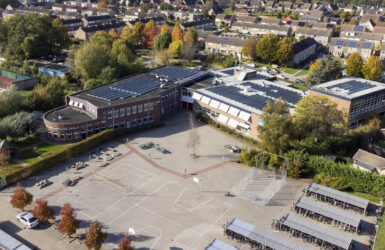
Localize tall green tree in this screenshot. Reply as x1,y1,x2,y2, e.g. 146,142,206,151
306,56,342,85
276,37,294,65
362,55,383,80
0,111,37,138
183,28,198,44
241,37,257,60
346,52,363,77
0,86,24,118
258,98,293,155
292,95,347,154
230,0,235,11
256,34,279,63
153,32,172,51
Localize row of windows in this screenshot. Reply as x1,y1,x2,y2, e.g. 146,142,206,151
350,92,385,116
48,115,154,140
104,102,154,120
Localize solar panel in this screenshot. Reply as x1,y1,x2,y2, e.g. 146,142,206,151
152,66,197,82
363,42,371,49
220,37,229,43
353,25,364,31
336,40,344,46
348,41,357,47
326,80,374,95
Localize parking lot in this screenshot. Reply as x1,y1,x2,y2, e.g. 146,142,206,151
0,112,376,249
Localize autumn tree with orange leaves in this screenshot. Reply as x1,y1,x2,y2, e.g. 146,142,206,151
58,203,80,237
172,22,183,42
32,198,54,223
118,234,134,250
10,183,33,211
84,221,108,250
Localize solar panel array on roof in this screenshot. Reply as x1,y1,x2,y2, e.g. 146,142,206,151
282,214,352,249
353,25,364,31
363,42,371,49
295,197,361,228
307,183,369,210
227,218,310,250
325,80,374,95
202,82,303,111
205,239,238,250
336,40,344,46
152,66,197,82
348,41,357,47
88,77,160,102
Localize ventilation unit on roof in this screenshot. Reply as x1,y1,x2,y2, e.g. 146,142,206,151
160,83,166,88
58,114,64,120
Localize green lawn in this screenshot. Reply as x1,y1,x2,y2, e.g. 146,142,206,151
0,163,23,180
375,213,385,250
296,69,309,77
14,135,41,151
348,192,382,204
18,90,33,97
64,89,75,96
283,68,299,74
375,140,385,149
291,83,308,91
224,9,235,15
19,143,66,164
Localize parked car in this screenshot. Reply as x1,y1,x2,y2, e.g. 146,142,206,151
277,74,288,80
16,212,39,228
295,79,305,84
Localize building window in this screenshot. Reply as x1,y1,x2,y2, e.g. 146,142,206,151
126,119,131,128
132,105,137,114
120,108,125,117
120,121,125,128
114,110,119,118
137,117,142,125
66,132,72,140
144,103,148,112
101,121,106,130
138,104,143,113
143,116,148,124
74,131,79,138
114,123,119,129
132,119,137,127
60,133,65,140
149,114,154,123
94,127,100,133
126,107,131,116
149,102,154,110
88,128,93,136
107,111,112,119
258,119,264,126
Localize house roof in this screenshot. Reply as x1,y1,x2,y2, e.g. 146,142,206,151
311,22,335,29
0,140,11,150
215,14,234,20
330,37,375,50
206,35,245,47
353,149,385,171
232,22,290,32
340,32,383,42
293,37,317,54
236,15,257,23
360,14,381,24
83,15,112,21
259,16,281,26
295,27,332,37
81,22,126,33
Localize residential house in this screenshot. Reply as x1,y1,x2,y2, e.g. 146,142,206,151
360,14,382,31
337,3,356,13
52,3,66,12
235,15,257,24
235,8,250,16
300,10,324,22
61,18,83,33
127,16,166,27
329,38,374,59
74,22,127,40
231,22,291,37
258,16,282,26
352,149,385,174
293,37,317,65
295,27,332,46
311,22,335,30
205,35,244,58
82,15,114,27
263,0,275,12
235,0,251,9
285,20,308,32
340,32,383,46
180,19,214,30
215,14,235,27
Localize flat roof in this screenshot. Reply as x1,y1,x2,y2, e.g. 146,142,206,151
205,239,238,250
196,80,304,115
281,214,352,249
0,229,31,250
307,182,369,209
295,197,361,228
44,106,96,124
71,66,206,108
309,77,385,101
226,218,310,250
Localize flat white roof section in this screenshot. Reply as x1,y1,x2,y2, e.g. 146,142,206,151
192,92,202,101
206,239,238,250
227,118,239,128
295,197,361,229
306,183,369,210
238,111,251,121
281,214,353,250
0,229,32,250
218,103,230,112
217,114,229,124
209,99,220,109
228,107,240,117
201,96,211,105
226,218,310,250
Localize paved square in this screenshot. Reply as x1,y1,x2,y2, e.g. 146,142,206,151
0,113,376,250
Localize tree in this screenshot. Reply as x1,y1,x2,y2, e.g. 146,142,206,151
362,55,383,80
346,53,363,77
97,1,106,8
111,39,135,75
184,28,198,45
206,0,214,9
145,25,160,48
241,37,257,60
169,40,182,58
0,111,37,139
172,22,183,42
32,199,54,223
222,54,235,67
153,32,172,51
21,60,31,75
230,0,235,11
256,34,279,63
84,221,108,250
258,98,293,155
160,24,170,34
75,41,110,80
0,149,10,165
108,29,118,39
306,56,342,85
58,203,80,237
121,22,143,46
0,86,24,118
84,79,102,90
292,95,347,154
118,234,134,250
181,41,196,62
187,112,200,156
276,37,294,65
10,183,33,211
153,49,173,66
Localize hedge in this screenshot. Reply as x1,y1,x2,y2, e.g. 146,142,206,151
2,129,115,186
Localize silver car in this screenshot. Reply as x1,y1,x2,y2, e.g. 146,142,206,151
16,212,39,229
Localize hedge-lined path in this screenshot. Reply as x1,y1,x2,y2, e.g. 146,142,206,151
13,141,44,166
